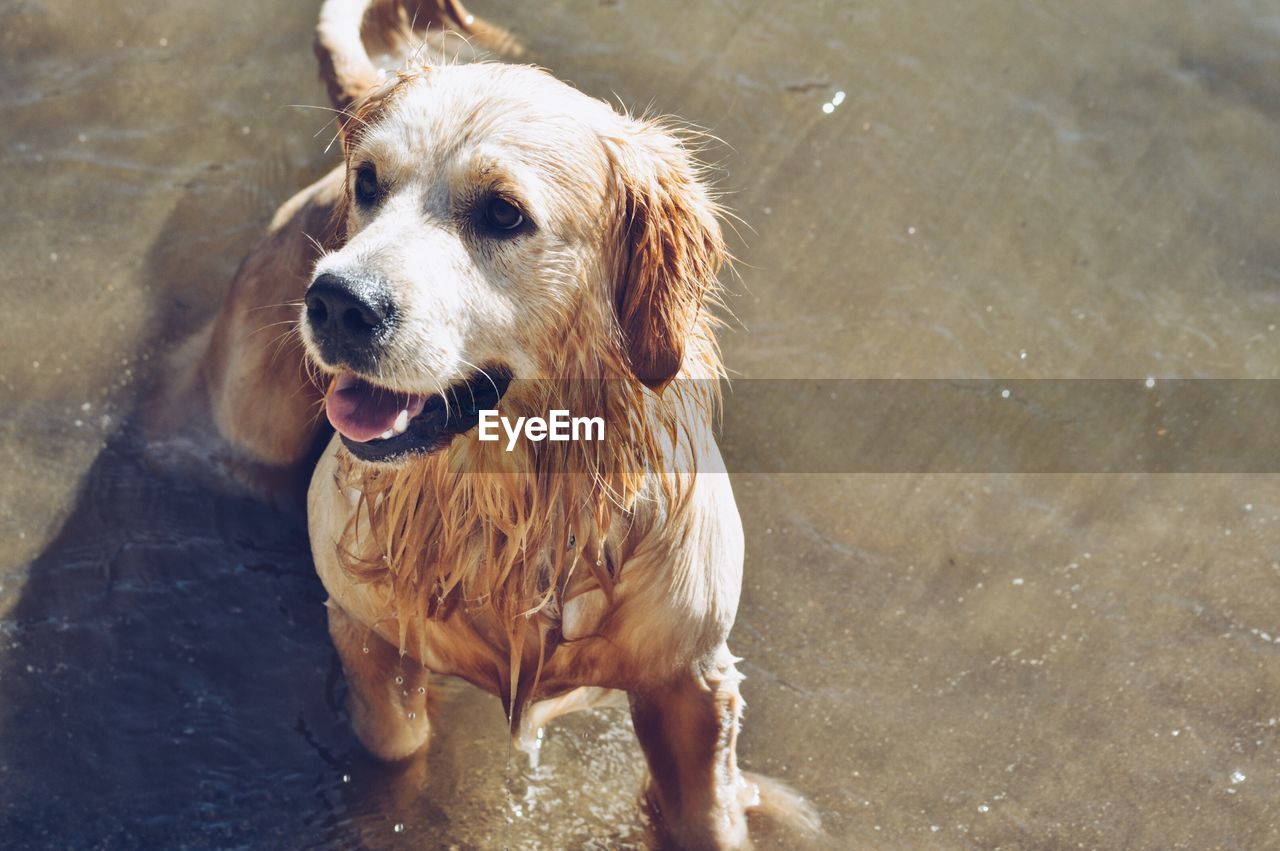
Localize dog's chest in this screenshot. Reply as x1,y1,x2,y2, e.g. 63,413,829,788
308,442,614,682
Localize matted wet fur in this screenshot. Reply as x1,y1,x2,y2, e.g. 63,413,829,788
165,1,821,847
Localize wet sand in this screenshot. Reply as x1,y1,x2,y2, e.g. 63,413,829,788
2,1,1279,848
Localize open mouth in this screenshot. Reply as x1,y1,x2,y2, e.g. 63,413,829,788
325,367,512,462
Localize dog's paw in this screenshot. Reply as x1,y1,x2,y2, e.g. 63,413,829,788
742,771,824,849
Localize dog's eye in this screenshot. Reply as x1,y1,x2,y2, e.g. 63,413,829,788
483,197,525,232
354,163,380,207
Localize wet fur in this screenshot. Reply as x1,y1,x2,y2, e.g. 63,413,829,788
165,2,820,847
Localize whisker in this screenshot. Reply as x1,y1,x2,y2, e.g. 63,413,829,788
267,325,303,367
324,126,345,154
246,299,305,315
248,318,303,339
456,357,501,409
302,231,328,256
288,103,370,130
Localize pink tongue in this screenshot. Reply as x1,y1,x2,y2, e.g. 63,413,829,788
325,371,428,443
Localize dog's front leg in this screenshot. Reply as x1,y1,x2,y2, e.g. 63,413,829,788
327,602,432,761
629,644,755,851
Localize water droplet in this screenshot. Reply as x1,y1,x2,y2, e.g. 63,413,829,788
395,676,404,685
417,686,426,694
342,774,351,783
1000,388,1011,399
821,103,835,114
408,712,416,720
393,823,405,833
1230,769,1246,784
978,804,989,813
362,646,369,654
1145,377,1156,388
1012,577,1024,586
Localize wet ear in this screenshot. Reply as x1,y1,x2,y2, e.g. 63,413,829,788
607,121,725,392
335,71,400,154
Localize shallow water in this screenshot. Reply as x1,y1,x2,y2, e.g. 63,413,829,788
3,0,1280,848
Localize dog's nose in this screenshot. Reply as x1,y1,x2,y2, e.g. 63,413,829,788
305,273,393,350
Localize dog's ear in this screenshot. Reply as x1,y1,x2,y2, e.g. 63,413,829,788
607,121,725,392
336,72,401,155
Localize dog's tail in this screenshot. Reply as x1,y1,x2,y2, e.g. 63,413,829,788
315,0,519,112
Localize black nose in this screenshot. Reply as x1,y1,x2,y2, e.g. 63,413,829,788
304,273,394,353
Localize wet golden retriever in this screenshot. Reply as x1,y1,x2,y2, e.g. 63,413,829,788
176,1,817,847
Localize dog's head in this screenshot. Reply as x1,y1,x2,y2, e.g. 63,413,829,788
300,63,724,464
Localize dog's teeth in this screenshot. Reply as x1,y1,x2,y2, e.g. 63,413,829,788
392,409,410,435
378,428,395,441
